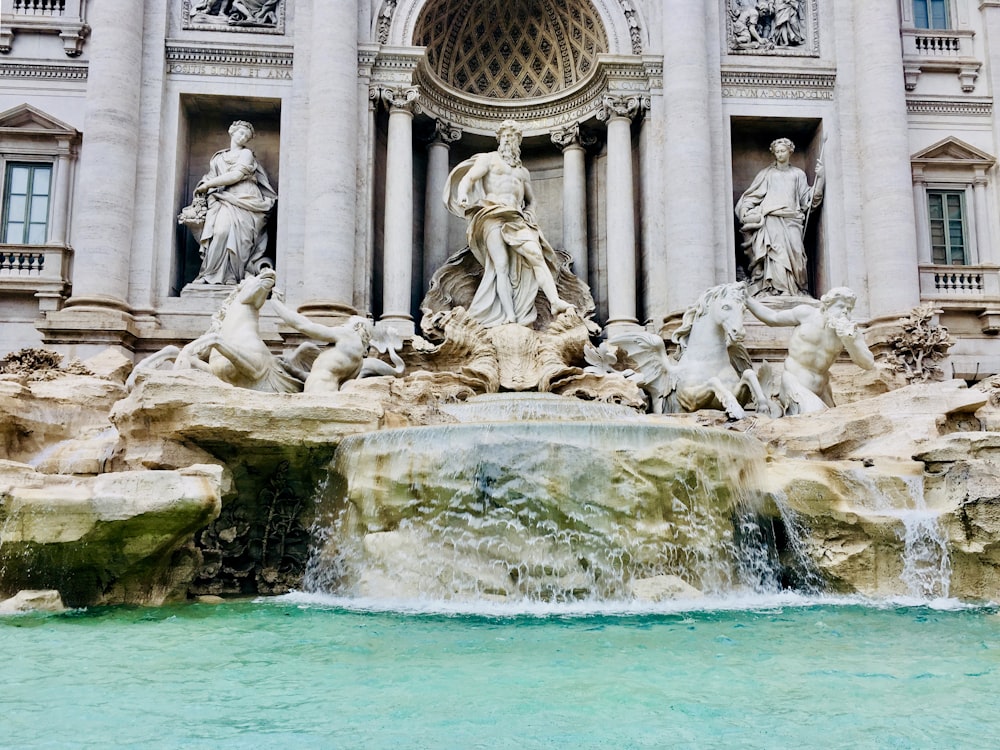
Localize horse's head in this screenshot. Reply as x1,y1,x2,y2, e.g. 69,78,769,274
708,282,747,346
673,282,747,351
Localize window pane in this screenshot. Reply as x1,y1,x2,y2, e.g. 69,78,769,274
30,167,51,196
29,196,48,224
27,222,47,244
7,194,27,222
931,0,948,29
928,193,943,219
4,222,24,244
7,166,29,194
914,0,929,28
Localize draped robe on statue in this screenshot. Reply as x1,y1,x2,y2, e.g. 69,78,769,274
442,157,564,328
195,149,277,285
735,164,820,297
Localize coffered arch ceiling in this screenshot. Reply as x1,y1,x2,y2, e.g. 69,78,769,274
413,0,609,100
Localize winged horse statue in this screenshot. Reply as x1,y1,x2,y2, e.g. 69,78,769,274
610,282,777,419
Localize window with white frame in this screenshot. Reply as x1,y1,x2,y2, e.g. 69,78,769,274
927,188,967,265
2,162,52,245
913,0,950,29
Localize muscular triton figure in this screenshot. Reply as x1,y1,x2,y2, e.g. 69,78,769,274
745,287,875,414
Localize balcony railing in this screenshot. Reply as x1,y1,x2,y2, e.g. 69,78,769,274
901,28,980,92
0,243,72,310
0,0,88,56
919,264,1000,298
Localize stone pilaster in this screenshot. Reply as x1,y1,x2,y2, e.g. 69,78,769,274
551,123,591,284
597,95,644,335
380,86,419,336
423,119,461,292
853,0,920,318
300,0,360,317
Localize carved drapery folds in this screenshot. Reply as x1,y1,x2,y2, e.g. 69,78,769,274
726,0,818,57
183,0,286,34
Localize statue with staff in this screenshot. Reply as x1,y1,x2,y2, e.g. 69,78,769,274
736,136,825,297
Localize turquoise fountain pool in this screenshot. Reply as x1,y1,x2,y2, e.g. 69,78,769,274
2,595,998,748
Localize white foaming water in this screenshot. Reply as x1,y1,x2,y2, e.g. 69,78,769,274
848,469,952,600
304,416,793,604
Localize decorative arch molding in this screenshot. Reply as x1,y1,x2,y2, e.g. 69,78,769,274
366,46,660,138
375,0,647,56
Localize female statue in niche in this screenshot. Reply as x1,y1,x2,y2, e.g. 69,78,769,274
735,136,823,297
180,120,277,285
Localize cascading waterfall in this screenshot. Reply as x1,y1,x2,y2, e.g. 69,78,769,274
895,475,951,599
304,394,815,603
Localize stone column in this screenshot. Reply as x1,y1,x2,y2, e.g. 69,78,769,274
423,120,461,292
61,0,143,312
853,0,920,317
380,87,419,336
659,0,716,314
598,95,643,335
551,123,590,284
300,0,359,317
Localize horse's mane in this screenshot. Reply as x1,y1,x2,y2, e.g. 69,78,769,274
671,283,744,352
208,282,245,333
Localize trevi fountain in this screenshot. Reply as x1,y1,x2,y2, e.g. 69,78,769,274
2,120,999,747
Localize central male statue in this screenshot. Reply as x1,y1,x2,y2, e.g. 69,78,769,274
443,119,572,327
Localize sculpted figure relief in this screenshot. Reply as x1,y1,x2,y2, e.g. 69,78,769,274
189,0,282,27
729,0,807,51
443,119,573,328
736,137,824,297
745,287,875,415
180,120,277,285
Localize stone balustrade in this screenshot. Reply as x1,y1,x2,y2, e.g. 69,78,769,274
919,263,1000,299
0,0,88,56
0,242,72,310
901,28,980,92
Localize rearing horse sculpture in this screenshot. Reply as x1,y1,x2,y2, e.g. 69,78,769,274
611,282,776,419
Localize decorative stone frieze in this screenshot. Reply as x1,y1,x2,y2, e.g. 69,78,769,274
0,61,88,81
182,0,286,35
165,43,293,80
721,68,835,100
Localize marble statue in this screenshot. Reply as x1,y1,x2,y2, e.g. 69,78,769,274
443,119,573,327
772,0,806,47
730,1,773,50
180,120,277,285
735,137,823,297
612,282,776,419
172,269,300,392
269,293,404,393
745,287,875,415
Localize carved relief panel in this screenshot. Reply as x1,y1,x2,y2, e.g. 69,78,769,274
725,0,819,57
182,0,285,34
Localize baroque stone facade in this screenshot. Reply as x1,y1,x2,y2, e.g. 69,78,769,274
0,0,997,379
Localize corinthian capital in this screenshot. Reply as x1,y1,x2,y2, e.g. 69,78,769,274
431,119,462,145
550,123,598,151
378,86,420,114
596,94,648,123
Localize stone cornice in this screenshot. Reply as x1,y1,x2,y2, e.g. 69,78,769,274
0,61,88,81
165,41,293,80
721,67,836,100
906,96,993,116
